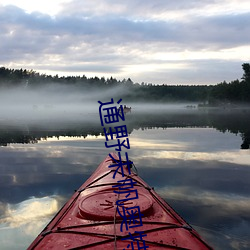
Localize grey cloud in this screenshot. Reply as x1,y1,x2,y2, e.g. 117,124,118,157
185,13,250,49
39,64,121,74
0,3,249,84
59,0,216,18
133,59,244,85
1,4,249,50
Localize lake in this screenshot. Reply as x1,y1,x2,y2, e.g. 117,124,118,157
0,104,250,249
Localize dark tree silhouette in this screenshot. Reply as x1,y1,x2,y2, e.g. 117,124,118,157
242,63,250,82
0,63,250,104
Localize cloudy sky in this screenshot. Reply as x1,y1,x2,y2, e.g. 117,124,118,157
0,0,250,85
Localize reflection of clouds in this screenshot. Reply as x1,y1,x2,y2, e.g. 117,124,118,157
130,127,243,152
194,224,250,250
130,149,250,168
0,196,59,230
157,186,250,216
131,139,185,150
0,196,62,250
0,140,110,204
157,186,250,249
129,128,249,166
154,150,250,166
4,139,108,177
0,202,7,218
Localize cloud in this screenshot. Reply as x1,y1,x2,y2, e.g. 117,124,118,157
157,186,250,216
0,196,59,228
58,0,245,19
4,5,247,49
0,1,250,84
0,196,62,249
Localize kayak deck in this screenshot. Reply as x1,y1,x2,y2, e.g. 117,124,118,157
28,153,213,249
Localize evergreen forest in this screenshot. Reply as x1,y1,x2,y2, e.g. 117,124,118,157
0,63,250,105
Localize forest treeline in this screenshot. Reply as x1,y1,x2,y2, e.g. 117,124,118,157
0,63,250,104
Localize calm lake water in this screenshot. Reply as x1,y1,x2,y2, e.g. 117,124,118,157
0,104,250,249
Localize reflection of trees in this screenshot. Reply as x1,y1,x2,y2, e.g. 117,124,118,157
0,133,38,146
0,123,134,146
0,109,250,149
124,109,250,150
0,123,102,146
241,133,250,149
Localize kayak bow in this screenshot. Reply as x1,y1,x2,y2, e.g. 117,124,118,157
28,152,213,249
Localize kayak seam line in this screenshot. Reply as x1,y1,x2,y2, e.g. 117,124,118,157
51,228,191,250
56,221,182,230
53,224,193,235
78,170,113,192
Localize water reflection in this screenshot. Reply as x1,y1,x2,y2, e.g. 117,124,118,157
0,107,250,149
0,196,62,250
0,108,250,249
1,196,59,228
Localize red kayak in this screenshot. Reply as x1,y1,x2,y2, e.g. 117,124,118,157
28,152,213,249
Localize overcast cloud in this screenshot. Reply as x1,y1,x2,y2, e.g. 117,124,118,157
0,0,250,84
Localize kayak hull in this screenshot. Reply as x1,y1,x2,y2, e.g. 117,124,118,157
28,153,213,249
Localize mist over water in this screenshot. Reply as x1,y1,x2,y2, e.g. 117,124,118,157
0,84,197,124
0,85,97,122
